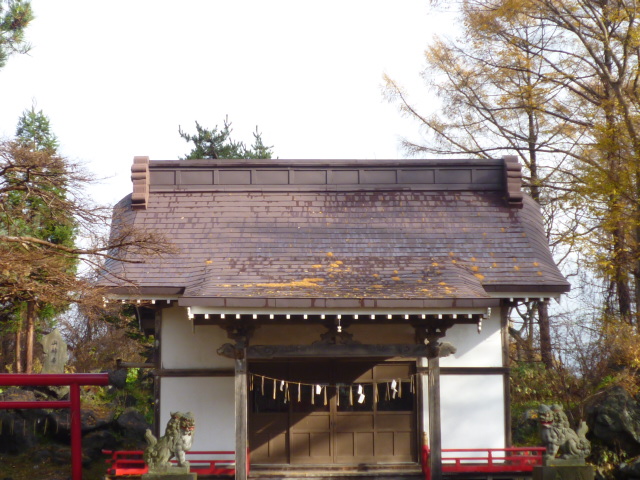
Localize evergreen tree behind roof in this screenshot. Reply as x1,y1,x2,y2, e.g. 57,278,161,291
179,116,273,160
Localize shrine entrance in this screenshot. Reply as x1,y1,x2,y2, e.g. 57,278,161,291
249,359,417,466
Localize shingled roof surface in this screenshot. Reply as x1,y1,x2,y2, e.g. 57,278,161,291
103,158,569,307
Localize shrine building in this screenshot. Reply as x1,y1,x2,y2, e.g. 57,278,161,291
102,156,569,480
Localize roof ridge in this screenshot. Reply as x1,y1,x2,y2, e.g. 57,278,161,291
129,156,523,206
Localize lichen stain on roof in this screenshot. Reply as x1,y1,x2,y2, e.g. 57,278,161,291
253,278,325,288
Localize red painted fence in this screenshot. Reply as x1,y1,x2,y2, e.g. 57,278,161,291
422,445,546,480
106,446,542,478
103,449,238,476
0,373,110,480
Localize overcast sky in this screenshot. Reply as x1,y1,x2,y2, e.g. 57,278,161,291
0,1,455,205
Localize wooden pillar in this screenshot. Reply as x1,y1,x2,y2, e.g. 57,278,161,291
428,355,442,480
153,312,162,437
415,320,454,480
70,382,82,480
416,357,429,478
235,355,248,480
222,324,254,480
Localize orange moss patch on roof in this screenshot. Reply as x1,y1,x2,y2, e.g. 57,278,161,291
255,278,325,288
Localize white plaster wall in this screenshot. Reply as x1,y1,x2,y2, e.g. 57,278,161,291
439,310,503,368
252,324,326,345
349,324,415,344
161,307,234,369
439,374,506,449
160,376,235,451
253,324,416,344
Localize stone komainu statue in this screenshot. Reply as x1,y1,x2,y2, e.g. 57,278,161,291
538,404,590,463
144,411,195,472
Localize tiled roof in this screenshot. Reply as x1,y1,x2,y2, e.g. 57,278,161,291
102,157,569,307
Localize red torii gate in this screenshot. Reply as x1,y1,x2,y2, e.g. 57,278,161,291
0,373,110,480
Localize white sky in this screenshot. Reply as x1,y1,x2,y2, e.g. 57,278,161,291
0,0,456,205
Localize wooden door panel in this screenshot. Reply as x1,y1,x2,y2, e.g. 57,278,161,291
355,432,375,457
376,431,394,456
290,432,332,463
376,364,411,379
290,412,332,464
336,413,374,431
249,413,288,463
377,413,412,430
291,413,331,431
251,433,288,463
394,431,413,457
310,433,332,457
335,432,354,457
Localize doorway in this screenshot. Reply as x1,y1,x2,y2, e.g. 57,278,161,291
249,359,417,465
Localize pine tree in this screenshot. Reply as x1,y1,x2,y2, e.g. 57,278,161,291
179,116,273,160
0,0,33,69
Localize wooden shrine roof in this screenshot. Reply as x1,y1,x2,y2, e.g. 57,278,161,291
102,157,569,308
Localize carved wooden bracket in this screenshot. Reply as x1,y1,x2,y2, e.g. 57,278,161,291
217,324,256,359
414,319,455,344
315,317,359,345
413,319,457,359
223,324,255,347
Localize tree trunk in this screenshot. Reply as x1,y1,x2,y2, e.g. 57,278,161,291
613,223,632,322
25,301,35,374
14,328,23,373
537,301,553,369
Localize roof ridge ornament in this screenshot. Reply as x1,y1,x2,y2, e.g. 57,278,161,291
502,155,524,208
131,156,150,210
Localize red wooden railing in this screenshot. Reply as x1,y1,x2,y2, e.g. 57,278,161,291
0,373,110,480
103,449,242,476
422,445,546,480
